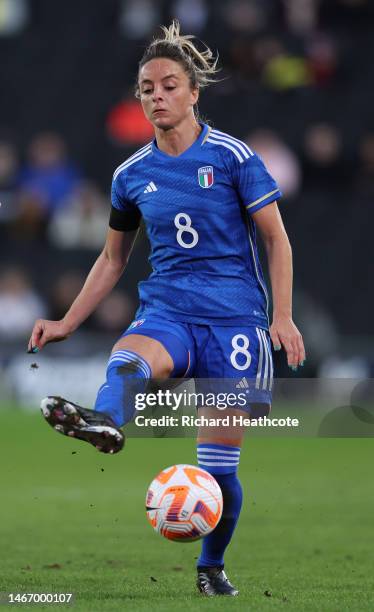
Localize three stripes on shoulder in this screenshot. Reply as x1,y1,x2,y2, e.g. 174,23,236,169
113,142,153,181
113,128,254,182
207,129,254,164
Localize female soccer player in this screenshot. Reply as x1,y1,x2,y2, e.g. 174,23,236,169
28,21,305,596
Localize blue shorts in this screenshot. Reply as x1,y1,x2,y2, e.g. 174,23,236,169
121,315,273,408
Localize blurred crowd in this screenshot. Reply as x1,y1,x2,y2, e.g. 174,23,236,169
0,132,137,338
0,0,373,376
0,133,107,247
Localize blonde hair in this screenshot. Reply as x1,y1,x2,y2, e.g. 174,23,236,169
135,20,219,98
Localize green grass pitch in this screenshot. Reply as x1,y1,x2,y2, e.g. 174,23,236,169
0,408,373,611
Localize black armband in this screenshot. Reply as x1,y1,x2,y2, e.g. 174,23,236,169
109,205,141,231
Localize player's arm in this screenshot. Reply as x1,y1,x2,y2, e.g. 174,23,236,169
252,201,305,368
27,228,138,352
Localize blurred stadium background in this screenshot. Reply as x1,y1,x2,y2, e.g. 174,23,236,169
1,4,374,609
0,0,373,406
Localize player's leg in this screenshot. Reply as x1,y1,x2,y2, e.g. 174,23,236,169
193,325,273,596
93,334,174,429
41,317,194,453
196,409,245,596
93,318,194,426
40,334,172,453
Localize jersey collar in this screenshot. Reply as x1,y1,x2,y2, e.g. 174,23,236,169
151,123,210,160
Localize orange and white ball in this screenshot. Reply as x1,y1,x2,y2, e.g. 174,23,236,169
145,464,223,542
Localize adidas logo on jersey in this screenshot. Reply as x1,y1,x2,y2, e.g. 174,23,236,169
144,181,157,193
236,377,249,389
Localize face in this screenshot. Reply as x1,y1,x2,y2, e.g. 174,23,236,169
138,58,199,130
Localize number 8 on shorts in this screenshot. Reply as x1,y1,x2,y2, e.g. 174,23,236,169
230,334,251,370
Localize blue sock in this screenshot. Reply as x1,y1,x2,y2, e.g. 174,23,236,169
197,443,243,568
94,350,151,427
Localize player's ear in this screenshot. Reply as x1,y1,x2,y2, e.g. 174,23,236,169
190,86,199,107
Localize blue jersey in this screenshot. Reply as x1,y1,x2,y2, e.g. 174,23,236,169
111,123,281,329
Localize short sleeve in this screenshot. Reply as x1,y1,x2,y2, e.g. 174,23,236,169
109,172,141,231
233,152,282,215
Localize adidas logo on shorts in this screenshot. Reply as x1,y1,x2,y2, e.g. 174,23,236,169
236,377,249,389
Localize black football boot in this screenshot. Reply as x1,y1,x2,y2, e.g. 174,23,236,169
40,396,124,454
197,566,239,596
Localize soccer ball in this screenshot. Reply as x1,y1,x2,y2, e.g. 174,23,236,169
145,464,223,542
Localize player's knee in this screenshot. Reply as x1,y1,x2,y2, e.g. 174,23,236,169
112,337,173,379
106,350,152,380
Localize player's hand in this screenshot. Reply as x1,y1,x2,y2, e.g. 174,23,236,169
270,316,305,370
27,319,72,353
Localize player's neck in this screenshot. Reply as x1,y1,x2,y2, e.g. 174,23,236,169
154,119,202,157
